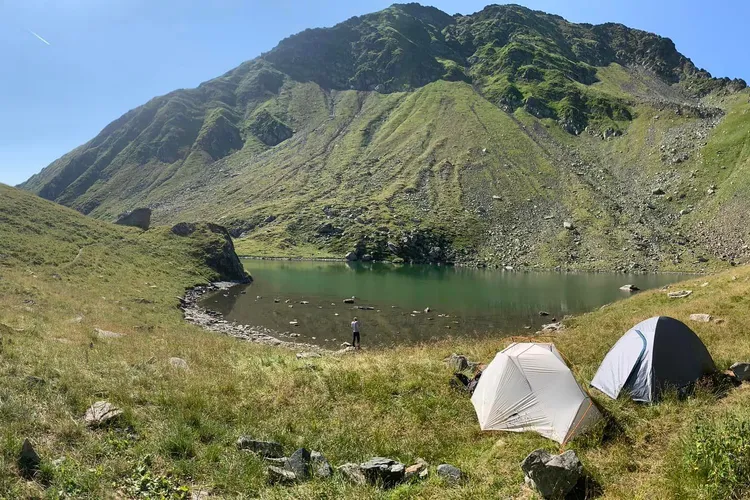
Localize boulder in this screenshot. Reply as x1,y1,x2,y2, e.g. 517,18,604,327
689,313,712,323
541,322,564,333
267,465,296,485
311,451,332,478
115,208,151,230
360,457,405,488
18,439,41,478
171,222,198,236
338,463,366,485
345,252,358,262
563,221,575,230
361,254,373,262
286,448,311,481
404,459,428,481
95,328,124,339
445,353,469,372
343,298,355,304
521,449,582,499
730,363,750,382
652,187,665,195
236,437,284,458
620,284,639,292
668,290,692,299
84,401,123,427
169,357,188,369
436,464,462,482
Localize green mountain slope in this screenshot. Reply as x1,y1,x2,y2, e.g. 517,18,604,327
21,3,749,270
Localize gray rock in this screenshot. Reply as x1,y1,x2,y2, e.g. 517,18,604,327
345,252,358,261
521,449,582,499
563,221,575,230
652,187,665,195
445,353,469,372
18,439,41,478
360,457,406,487
267,465,296,485
84,401,123,427
338,463,366,485
731,363,750,381
387,242,400,254
689,313,712,323
361,254,373,262
115,208,151,230
169,357,188,369
286,448,311,480
343,298,355,304
311,451,332,478
668,290,692,299
436,464,462,482
236,437,284,458
95,328,124,339
171,222,198,236
620,284,639,292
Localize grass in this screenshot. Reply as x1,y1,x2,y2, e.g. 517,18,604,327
3,184,750,498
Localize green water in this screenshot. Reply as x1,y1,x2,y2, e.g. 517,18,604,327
201,260,689,348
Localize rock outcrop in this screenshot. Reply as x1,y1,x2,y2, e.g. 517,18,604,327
115,208,151,230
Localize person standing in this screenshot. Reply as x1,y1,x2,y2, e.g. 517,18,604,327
351,317,361,349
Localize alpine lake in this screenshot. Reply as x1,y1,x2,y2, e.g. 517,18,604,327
200,260,690,348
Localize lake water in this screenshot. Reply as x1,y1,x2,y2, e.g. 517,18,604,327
201,261,689,348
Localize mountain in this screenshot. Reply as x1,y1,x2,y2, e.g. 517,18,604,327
21,3,750,271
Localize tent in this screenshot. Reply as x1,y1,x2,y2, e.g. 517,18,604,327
471,343,602,444
591,316,716,403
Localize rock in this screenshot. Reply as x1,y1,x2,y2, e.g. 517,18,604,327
267,465,297,485
521,449,582,499
404,459,428,481
236,437,284,458
18,439,41,478
296,352,322,360
95,328,124,339
541,322,564,332
286,448,311,480
445,353,470,372
311,451,332,478
361,254,373,262
436,464,462,482
539,311,550,317
338,463,366,485
169,357,188,369
316,223,341,236
115,208,151,230
84,401,123,427
387,241,400,254
492,195,502,200
652,187,665,195
620,284,640,292
689,314,712,323
343,298,355,304
289,320,299,326
171,222,197,236
563,221,575,230
345,252,358,261
668,290,692,299
360,457,406,487
730,363,750,382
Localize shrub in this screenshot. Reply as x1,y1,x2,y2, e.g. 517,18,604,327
671,413,750,499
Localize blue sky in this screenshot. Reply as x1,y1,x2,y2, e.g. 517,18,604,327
1,0,748,186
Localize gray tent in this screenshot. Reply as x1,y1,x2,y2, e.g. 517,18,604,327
591,316,715,403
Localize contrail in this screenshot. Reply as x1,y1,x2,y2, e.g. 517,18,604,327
28,30,51,46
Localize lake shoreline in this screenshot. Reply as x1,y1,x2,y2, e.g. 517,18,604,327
238,255,705,275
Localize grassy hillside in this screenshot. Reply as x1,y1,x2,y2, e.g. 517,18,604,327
20,3,749,271
3,185,750,498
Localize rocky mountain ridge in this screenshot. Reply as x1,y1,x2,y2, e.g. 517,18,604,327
21,3,750,271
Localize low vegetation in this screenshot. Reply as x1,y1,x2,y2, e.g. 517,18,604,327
1,183,750,498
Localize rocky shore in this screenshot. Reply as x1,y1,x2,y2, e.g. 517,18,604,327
180,282,329,352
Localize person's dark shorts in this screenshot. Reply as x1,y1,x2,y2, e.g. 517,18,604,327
352,331,360,345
